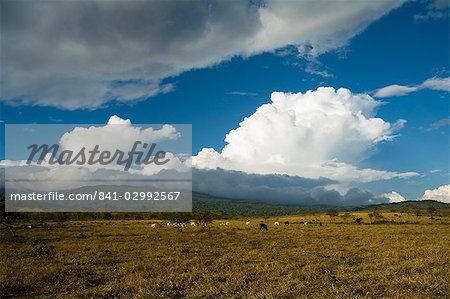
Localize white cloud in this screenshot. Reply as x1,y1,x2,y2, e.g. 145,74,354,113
0,0,406,109
59,115,180,154
421,77,450,91
383,191,407,203
193,87,418,183
373,85,419,98
141,153,191,176
422,184,450,203
373,77,450,98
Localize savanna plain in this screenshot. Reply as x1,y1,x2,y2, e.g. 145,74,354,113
1,213,449,299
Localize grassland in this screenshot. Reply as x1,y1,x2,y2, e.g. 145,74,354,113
1,212,449,298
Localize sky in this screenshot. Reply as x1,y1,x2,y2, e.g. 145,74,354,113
1,0,449,205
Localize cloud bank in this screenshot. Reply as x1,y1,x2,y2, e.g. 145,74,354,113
374,77,450,98
1,0,405,109
193,87,417,182
193,168,389,206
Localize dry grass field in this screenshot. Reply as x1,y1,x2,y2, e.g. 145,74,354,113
1,213,449,299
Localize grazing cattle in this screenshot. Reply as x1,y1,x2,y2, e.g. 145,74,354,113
274,221,280,226
259,223,269,231
27,225,32,229
174,222,186,231
151,223,157,228
284,221,289,226
245,221,251,225
225,222,229,226
319,222,322,226
303,221,308,225
190,222,196,226
167,222,172,226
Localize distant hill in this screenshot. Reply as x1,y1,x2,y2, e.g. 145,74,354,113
356,200,449,211
192,192,449,216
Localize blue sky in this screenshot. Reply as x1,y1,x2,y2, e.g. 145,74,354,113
1,0,449,203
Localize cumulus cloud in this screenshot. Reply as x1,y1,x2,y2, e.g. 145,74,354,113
373,77,450,98
59,115,180,154
422,184,450,203
194,87,417,182
0,0,406,109
193,168,389,205
383,191,407,203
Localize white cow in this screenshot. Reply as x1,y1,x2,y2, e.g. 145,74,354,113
151,223,157,228
190,222,196,226
274,221,280,226
304,221,308,225
245,221,251,225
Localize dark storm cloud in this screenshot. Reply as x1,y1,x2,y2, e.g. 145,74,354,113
193,168,388,206
0,0,405,109
1,0,261,109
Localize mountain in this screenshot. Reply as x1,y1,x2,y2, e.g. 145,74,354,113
192,192,449,216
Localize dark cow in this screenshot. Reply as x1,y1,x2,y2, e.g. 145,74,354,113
259,223,269,231
284,221,290,225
